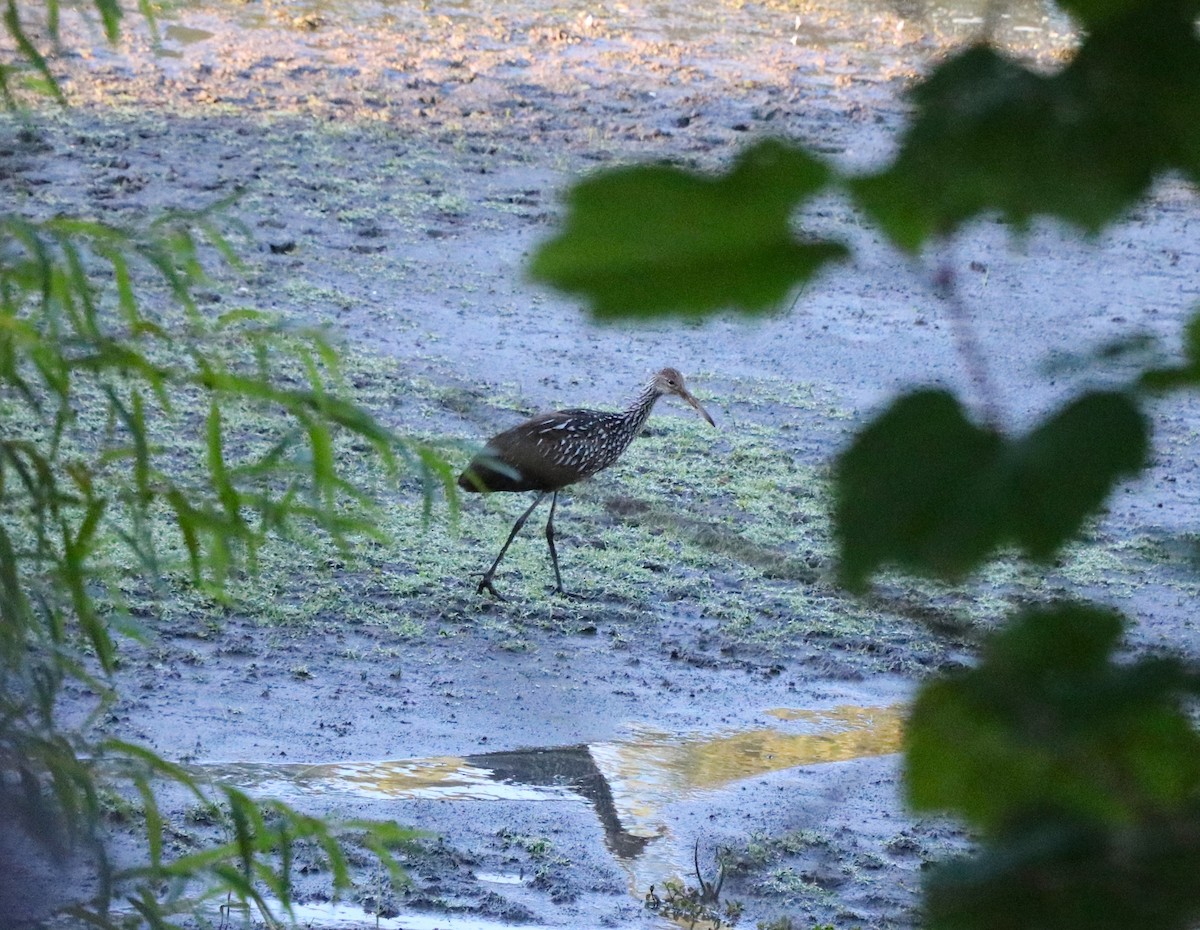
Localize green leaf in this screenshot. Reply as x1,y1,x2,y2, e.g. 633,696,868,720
133,774,163,868
851,44,1128,247
1056,0,1190,27
908,604,1200,930
1141,309,1200,390
1002,392,1147,558
834,389,1004,590
1184,313,1200,370
835,389,1147,587
91,0,123,42
907,604,1200,829
305,419,336,501
529,139,847,318
205,400,241,523
2,0,66,104
924,811,1200,930
852,5,1200,250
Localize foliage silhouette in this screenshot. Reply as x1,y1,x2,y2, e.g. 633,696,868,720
835,389,1147,590
909,604,1200,930
531,0,1200,927
1,6,443,927
530,140,846,318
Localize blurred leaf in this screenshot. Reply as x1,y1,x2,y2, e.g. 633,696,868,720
852,47,1052,250
907,604,1200,830
529,139,847,318
908,604,1200,930
926,809,1200,930
1185,311,1200,363
1056,0,1199,27
1002,392,1147,557
835,389,1146,587
834,389,1004,590
908,603,1200,828
91,0,123,42
1042,331,1160,380
852,3,1200,251
2,0,65,104
1141,309,1200,390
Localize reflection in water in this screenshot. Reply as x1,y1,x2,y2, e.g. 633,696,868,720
194,704,904,868
465,745,657,860
222,898,547,930
593,704,904,903
599,704,903,843
208,755,579,804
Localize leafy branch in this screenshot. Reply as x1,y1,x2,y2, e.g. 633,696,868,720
528,0,1200,927
1,198,444,926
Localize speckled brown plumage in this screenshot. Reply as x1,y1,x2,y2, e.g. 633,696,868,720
459,368,715,599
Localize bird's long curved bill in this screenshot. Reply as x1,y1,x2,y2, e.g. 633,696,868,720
681,390,716,427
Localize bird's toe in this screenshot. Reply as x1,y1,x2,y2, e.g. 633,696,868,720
477,577,506,600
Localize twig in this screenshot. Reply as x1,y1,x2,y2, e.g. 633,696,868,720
905,243,1005,429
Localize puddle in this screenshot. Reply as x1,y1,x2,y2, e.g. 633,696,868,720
164,23,215,46
203,898,545,930
193,704,904,872
206,755,582,804
152,22,216,59
475,871,525,885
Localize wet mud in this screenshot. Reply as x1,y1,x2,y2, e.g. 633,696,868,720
7,0,1200,927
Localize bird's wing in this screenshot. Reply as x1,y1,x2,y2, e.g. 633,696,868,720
490,410,601,457
484,409,618,488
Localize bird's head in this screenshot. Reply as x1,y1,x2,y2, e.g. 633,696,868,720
652,367,716,427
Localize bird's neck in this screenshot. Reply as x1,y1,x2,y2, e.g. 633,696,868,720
621,383,663,438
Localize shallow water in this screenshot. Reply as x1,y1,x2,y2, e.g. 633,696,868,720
193,703,903,905
194,704,901,835
173,897,551,930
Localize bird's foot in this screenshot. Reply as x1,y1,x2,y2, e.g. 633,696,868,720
553,586,586,601
476,576,506,600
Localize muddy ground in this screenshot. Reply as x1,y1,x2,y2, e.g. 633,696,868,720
5,0,1200,928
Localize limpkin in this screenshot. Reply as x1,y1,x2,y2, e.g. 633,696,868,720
458,367,716,599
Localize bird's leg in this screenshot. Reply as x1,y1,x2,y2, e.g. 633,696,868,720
544,491,583,599
544,490,566,595
477,492,548,599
